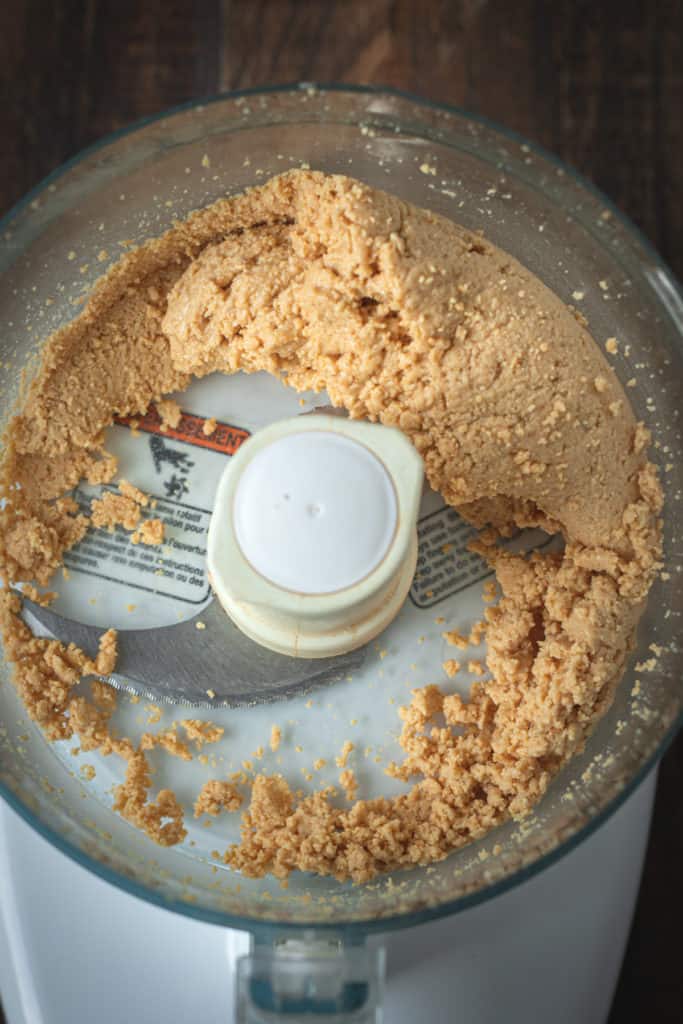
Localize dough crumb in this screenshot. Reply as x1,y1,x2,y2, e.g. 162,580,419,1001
442,659,461,677
339,769,358,801
269,725,282,752
335,740,355,768
182,719,224,748
131,518,165,545
113,752,186,846
145,704,162,725
156,398,182,430
86,453,118,485
141,727,192,761
202,416,217,436
467,620,487,645
194,780,243,817
22,584,58,607
467,659,486,676
95,628,118,676
442,629,468,649
118,479,149,507
91,491,141,532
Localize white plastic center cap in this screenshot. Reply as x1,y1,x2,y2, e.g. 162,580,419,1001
207,414,424,659
233,432,397,594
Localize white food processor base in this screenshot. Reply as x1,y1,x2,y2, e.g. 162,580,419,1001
0,770,655,1024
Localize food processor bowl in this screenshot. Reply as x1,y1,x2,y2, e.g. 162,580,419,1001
1,85,681,1019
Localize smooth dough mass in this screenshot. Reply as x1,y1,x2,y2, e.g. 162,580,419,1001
0,171,662,881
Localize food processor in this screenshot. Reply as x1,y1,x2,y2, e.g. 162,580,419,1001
0,86,681,1023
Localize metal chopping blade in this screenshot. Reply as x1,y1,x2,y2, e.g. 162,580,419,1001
21,596,367,707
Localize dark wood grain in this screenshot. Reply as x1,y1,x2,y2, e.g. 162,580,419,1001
1,0,221,213
220,0,683,278
1,3,682,1023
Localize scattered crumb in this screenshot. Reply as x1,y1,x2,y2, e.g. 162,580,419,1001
335,740,355,768
468,620,487,646
156,398,182,429
194,780,242,817
182,720,224,748
131,518,165,546
91,491,141,532
468,659,486,676
442,629,468,649
118,480,149,507
22,584,57,607
145,704,162,725
141,726,192,761
442,659,461,678
269,725,282,752
339,769,358,801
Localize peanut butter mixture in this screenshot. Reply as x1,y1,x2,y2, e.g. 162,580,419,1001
0,171,662,882
90,481,163,543
194,780,243,818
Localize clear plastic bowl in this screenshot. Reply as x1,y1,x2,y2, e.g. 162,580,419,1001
0,85,681,939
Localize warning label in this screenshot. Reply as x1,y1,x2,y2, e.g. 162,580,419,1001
410,507,491,609
62,405,251,607
410,505,554,609
64,489,212,605
115,404,249,456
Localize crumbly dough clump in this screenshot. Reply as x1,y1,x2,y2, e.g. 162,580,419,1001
156,398,182,430
131,519,165,546
91,491,142,532
0,171,662,881
194,780,243,817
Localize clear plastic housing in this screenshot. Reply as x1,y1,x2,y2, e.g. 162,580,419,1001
0,86,681,939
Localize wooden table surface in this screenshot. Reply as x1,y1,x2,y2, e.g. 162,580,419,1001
2,2,682,1022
